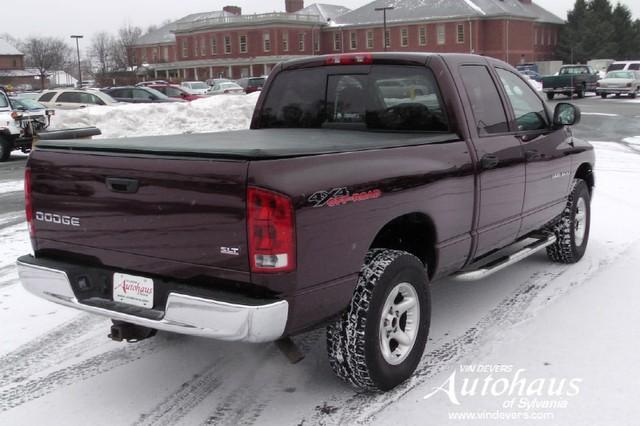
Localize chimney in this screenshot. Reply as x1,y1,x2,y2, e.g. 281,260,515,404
223,5,242,15
285,0,304,13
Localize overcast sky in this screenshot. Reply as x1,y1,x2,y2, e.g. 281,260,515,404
3,0,639,44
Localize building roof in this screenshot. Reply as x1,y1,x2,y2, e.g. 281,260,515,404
295,4,351,22
335,0,564,26
0,68,40,78
136,11,234,46
0,39,23,56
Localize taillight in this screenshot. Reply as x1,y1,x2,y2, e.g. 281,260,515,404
325,53,373,65
25,168,34,237
247,187,295,273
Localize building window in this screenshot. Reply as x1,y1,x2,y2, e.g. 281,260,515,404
239,34,247,53
181,39,188,58
224,35,231,54
534,29,539,45
263,32,271,52
350,32,357,50
298,33,305,51
282,31,289,51
384,30,390,49
314,34,320,51
401,28,408,47
437,24,445,45
419,26,427,46
554,30,558,46
152,47,158,62
333,32,342,51
211,36,218,55
132,52,137,65
163,46,169,61
366,31,374,49
200,37,206,56
193,37,199,57
547,30,551,46
456,24,464,44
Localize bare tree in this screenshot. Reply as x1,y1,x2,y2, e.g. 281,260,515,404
21,37,71,89
91,32,113,75
118,23,142,69
0,33,20,48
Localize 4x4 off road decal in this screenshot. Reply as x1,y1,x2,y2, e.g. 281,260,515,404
308,187,382,208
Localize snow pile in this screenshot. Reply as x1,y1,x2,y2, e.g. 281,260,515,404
623,136,640,144
50,93,260,139
462,0,486,15
524,75,543,92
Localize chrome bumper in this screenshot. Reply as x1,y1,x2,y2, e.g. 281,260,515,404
596,87,632,93
17,259,288,343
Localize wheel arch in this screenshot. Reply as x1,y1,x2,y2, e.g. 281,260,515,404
368,212,438,280
574,162,594,195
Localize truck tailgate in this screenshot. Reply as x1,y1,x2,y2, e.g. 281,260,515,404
28,149,249,275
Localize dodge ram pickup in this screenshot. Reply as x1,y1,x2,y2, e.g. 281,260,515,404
17,53,595,391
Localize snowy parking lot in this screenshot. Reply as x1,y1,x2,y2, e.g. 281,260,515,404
1,95,640,425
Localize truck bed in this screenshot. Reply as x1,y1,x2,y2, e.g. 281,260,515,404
36,128,459,159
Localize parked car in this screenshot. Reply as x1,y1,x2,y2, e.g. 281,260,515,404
596,70,640,98
206,78,231,87
606,61,640,72
102,86,185,103
18,53,593,392
236,77,265,94
519,69,543,82
37,89,119,110
148,84,204,101
541,65,600,99
208,81,244,95
135,80,169,87
8,96,50,131
180,81,210,95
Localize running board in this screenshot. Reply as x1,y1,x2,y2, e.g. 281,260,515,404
453,235,557,282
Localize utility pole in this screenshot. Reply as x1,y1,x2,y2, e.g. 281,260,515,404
70,35,84,88
374,6,394,51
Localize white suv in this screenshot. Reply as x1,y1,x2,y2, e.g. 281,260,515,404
37,89,118,110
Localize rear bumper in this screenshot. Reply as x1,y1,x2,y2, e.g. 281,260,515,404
17,256,288,343
596,87,633,94
543,87,575,93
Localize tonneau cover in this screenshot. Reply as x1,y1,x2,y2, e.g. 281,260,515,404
36,128,459,159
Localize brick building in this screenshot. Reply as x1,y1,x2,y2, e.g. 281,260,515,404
0,39,43,90
130,0,563,81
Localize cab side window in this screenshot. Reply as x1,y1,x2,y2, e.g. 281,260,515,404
57,92,83,103
459,65,509,135
38,92,56,102
496,68,549,132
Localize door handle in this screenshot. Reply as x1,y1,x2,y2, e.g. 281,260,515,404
106,177,139,193
481,154,499,170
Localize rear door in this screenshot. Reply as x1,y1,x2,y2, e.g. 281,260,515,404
493,67,573,236
457,63,526,257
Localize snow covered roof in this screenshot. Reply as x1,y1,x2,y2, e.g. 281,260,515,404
0,39,22,56
136,11,234,46
295,4,351,22
335,0,564,26
0,68,40,77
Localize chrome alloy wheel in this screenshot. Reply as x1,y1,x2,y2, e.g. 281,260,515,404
379,282,420,365
575,197,587,247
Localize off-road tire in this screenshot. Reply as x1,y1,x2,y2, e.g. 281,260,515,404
0,137,12,162
326,249,431,391
546,92,555,101
546,179,591,263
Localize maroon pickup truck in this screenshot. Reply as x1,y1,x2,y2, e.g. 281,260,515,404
17,53,594,391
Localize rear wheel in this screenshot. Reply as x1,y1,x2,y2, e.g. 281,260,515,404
576,84,585,99
546,179,591,263
326,249,431,391
630,89,637,99
0,137,12,162
600,93,608,99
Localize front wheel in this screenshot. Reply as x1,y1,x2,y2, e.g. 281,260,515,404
630,89,637,99
546,179,591,263
546,92,555,101
326,249,431,391
576,85,585,98
600,93,608,99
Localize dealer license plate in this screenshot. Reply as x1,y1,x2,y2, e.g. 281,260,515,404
113,273,154,308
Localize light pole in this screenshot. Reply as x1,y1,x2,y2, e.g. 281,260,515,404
374,6,394,51
70,35,83,88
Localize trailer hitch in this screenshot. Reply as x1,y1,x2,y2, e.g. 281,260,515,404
108,320,157,343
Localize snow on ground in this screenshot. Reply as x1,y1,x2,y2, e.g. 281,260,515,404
1,141,639,424
49,93,260,139
0,180,24,194
623,136,640,144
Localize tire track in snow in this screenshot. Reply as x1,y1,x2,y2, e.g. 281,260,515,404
133,359,225,426
0,332,179,412
0,314,104,386
203,330,324,426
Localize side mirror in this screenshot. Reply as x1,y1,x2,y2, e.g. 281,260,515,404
553,103,581,127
